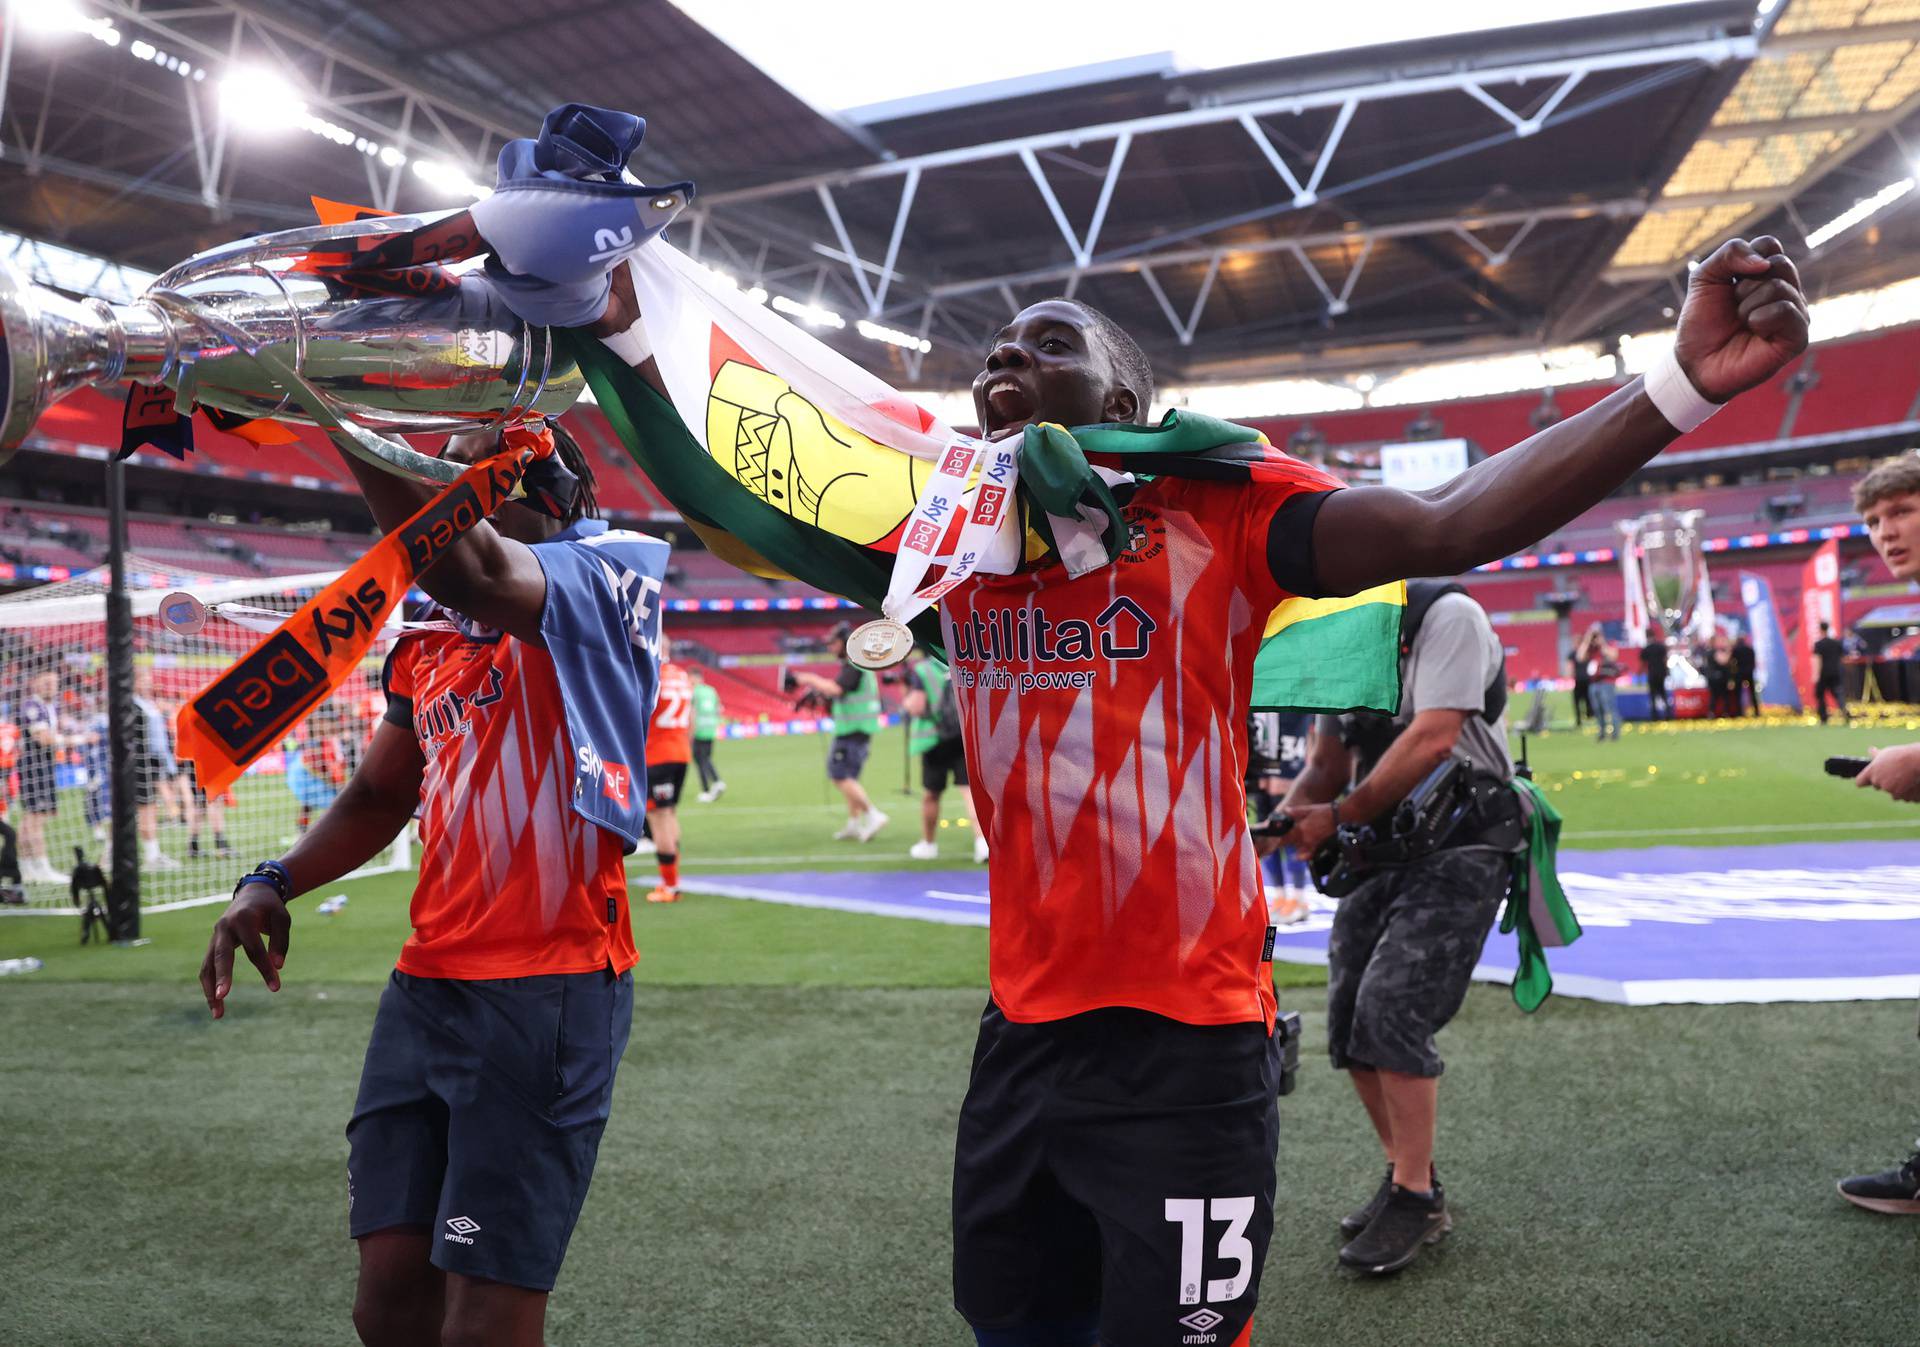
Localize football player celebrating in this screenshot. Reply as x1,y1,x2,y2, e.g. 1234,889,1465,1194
940,238,1806,1346
644,643,696,902
199,420,667,1347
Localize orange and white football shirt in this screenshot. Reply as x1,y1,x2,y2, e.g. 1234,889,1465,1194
382,626,638,980
646,661,694,766
941,469,1337,1029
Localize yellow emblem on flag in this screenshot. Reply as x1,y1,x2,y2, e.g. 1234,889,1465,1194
705,360,930,547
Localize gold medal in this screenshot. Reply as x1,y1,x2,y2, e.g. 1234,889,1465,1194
846,617,914,670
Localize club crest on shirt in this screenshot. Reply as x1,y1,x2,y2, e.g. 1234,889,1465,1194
1119,504,1166,565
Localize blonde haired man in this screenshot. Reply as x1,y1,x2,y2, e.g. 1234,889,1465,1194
1836,451,1920,1216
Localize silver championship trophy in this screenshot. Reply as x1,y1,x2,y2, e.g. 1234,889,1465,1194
1619,508,1716,678
0,209,592,482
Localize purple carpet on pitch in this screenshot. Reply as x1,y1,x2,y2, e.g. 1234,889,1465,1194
685,839,1920,1005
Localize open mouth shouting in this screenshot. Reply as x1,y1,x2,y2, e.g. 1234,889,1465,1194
979,374,1036,439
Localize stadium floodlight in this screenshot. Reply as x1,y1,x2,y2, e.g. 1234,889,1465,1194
770,294,846,329
21,0,120,45
855,319,932,353
411,159,493,200
1804,178,1917,251
219,66,308,132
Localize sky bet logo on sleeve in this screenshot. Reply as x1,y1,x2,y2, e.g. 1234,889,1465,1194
577,742,632,812
602,761,631,809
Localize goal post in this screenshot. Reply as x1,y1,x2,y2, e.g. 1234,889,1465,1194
0,554,410,915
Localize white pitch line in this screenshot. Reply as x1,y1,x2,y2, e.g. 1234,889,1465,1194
679,879,988,927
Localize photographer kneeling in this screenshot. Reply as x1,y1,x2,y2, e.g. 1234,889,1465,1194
1281,581,1521,1276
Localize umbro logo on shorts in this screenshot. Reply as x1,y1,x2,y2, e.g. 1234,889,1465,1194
444,1216,481,1245
1178,1307,1224,1340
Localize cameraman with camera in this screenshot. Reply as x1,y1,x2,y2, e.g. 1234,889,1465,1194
785,621,890,843
1280,580,1521,1275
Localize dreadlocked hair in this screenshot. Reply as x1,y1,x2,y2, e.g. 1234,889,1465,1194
548,418,599,524
1042,297,1155,423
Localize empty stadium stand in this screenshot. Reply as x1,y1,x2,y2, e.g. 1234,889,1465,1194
7,321,1918,690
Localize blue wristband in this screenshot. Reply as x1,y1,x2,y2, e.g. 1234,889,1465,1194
237,860,291,903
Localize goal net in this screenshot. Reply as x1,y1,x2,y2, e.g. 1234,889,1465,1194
0,555,409,913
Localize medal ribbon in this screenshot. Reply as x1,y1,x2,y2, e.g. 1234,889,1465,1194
877,437,1022,638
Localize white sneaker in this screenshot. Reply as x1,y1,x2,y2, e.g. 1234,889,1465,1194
832,818,862,841
973,836,991,864
909,840,939,861
144,849,183,872
696,789,717,804
854,809,890,842
25,860,68,886
633,838,657,856
710,780,727,800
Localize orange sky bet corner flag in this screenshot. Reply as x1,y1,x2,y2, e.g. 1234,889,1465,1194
175,448,538,794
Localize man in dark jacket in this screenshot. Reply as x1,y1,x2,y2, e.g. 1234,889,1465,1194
1732,633,1759,715
1812,622,1852,724
1641,628,1670,721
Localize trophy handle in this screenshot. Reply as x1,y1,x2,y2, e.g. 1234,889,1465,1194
250,345,462,484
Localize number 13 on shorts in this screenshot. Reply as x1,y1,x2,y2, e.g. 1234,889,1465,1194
1164,1196,1256,1305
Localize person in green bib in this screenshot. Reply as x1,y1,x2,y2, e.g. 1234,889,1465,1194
689,669,726,803
901,649,987,864
788,622,890,842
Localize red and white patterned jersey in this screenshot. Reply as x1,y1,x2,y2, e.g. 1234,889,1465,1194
383,627,638,980
942,470,1336,1029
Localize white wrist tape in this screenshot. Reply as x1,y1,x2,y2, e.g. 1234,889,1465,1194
1644,347,1722,434
600,321,652,367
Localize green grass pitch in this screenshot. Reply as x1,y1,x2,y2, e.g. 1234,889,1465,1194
1,716,1916,1345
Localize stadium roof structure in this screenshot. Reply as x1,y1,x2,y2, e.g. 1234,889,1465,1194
8,0,1920,391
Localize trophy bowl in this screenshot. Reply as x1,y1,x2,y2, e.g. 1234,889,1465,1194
0,210,585,481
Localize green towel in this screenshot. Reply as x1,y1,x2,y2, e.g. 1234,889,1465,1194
1500,776,1582,1012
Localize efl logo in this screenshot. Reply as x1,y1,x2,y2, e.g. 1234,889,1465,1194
939,444,974,477
601,762,632,809
904,519,942,554
974,484,1008,527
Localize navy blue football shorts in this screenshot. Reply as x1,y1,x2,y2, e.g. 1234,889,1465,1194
952,1003,1282,1347
346,966,634,1291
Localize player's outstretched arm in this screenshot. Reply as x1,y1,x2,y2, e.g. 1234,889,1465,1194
198,720,425,1019
1309,237,1809,596
332,450,550,644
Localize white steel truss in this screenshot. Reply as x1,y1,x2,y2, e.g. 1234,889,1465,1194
678,29,1758,357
